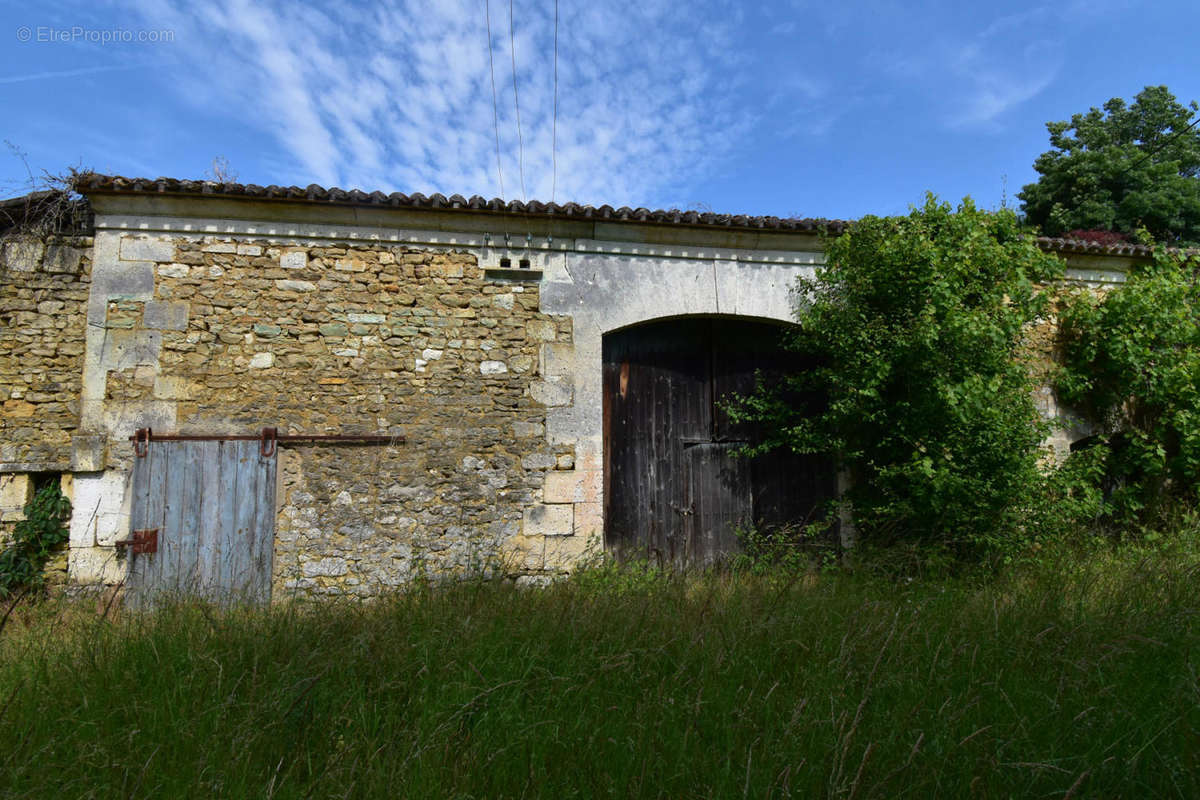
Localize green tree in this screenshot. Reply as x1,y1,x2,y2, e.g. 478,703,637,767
732,196,1063,559
1056,249,1200,527
1018,86,1200,244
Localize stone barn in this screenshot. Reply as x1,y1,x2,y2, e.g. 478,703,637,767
0,176,1145,600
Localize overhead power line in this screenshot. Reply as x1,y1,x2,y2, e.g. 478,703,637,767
552,0,559,206
484,0,505,200
1129,113,1200,172
509,0,527,202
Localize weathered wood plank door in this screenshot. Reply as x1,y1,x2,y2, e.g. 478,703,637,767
683,442,750,562
603,317,836,566
127,439,276,605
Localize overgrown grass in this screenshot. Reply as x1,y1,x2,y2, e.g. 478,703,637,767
2,542,1199,798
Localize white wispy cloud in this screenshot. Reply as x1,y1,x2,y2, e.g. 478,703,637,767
122,0,752,208
945,33,1062,128
940,24,1065,128
861,5,1063,129
0,64,139,84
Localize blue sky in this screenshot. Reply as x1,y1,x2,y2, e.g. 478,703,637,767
2,0,1198,221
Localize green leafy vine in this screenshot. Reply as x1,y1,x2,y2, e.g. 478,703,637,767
0,480,71,599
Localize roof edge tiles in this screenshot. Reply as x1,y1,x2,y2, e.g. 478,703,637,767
71,173,1179,258
72,173,848,234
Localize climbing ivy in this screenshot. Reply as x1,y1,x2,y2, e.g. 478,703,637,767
0,479,71,598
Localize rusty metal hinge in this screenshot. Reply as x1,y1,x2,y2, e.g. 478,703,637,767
116,528,159,555
260,426,277,457
134,427,151,457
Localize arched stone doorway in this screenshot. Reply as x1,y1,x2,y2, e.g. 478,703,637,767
602,316,836,565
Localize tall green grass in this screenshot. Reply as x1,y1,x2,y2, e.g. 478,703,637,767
1,545,1198,798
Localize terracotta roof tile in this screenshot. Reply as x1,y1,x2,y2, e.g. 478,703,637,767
72,174,1181,259
73,173,849,234
1035,235,1157,258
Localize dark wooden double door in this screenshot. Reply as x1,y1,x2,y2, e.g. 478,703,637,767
603,317,835,566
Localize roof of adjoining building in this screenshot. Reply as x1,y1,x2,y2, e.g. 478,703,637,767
73,173,1162,258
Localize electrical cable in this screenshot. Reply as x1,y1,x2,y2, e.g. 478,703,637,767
1128,112,1200,172
509,0,527,202
484,0,506,201
552,0,559,207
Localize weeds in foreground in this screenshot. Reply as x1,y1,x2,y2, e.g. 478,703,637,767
1,542,1198,798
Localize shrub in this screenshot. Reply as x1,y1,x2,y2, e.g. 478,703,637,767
1056,249,1200,530
731,520,836,575
731,195,1064,561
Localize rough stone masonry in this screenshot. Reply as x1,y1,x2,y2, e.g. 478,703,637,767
83,235,581,595
0,230,90,588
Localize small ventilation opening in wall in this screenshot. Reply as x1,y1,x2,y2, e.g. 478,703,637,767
32,472,61,494
519,258,531,269
499,257,511,269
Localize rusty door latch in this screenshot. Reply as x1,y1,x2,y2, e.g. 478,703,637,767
115,528,159,555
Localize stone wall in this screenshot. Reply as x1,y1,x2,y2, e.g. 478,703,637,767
3,198,1143,596
79,234,584,595
0,234,90,471
0,472,32,540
